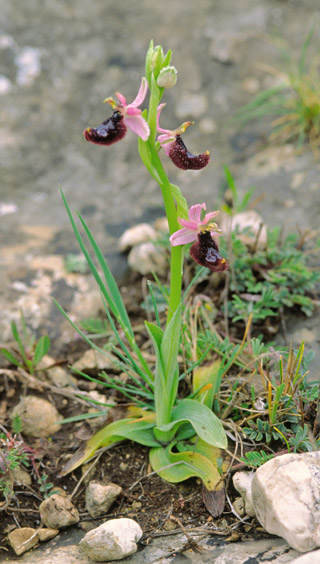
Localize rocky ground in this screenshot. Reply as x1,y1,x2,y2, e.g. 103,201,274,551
1,0,320,562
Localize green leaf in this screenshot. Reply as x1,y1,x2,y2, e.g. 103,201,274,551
33,335,50,366
0,348,23,369
149,443,222,490
60,189,133,338
155,398,227,449
61,418,159,475
192,360,222,409
10,321,29,367
170,184,189,219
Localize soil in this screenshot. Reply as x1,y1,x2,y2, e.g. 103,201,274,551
1,269,318,560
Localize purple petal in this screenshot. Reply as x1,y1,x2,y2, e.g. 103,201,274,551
170,228,197,246
177,217,198,230
201,210,220,225
188,203,206,224
130,77,148,108
116,92,127,106
156,103,170,134
124,114,150,141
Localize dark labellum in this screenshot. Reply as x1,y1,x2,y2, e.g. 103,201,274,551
190,231,228,272
168,135,210,170
83,111,127,146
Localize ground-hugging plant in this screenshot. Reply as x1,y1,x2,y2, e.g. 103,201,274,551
58,41,232,510
237,27,320,154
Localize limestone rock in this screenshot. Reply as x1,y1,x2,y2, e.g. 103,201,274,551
252,452,320,552
39,494,80,529
221,210,267,250
38,354,76,387
128,242,167,276
37,528,59,542
79,518,143,561
11,396,62,437
85,481,122,518
291,549,320,563
119,223,157,252
232,471,255,517
12,465,32,486
72,349,118,372
8,527,38,555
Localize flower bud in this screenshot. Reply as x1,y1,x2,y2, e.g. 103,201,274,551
157,66,177,89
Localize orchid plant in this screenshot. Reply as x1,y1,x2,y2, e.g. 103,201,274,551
59,41,230,511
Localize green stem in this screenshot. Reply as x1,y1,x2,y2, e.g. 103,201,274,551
148,144,183,323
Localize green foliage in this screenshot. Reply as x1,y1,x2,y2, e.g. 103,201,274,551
220,226,319,324
237,27,320,153
0,426,32,503
64,253,89,273
0,313,50,375
239,450,274,468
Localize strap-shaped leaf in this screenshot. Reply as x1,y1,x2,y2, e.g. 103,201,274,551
61,418,159,476
155,398,227,449
149,444,222,490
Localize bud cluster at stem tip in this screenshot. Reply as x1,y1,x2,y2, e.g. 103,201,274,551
145,40,173,88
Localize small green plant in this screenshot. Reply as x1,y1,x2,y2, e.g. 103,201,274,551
239,450,274,468
0,313,50,375
237,27,320,154
220,225,319,324
38,474,57,499
241,344,319,452
64,253,89,273
0,422,33,506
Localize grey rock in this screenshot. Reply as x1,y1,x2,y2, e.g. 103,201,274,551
85,481,122,518
79,518,143,561
39,494,80,529
11,396,62,438
252,452,320,552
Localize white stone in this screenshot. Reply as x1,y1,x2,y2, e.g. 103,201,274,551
252,452,320,552
85,481,122,518
221,210,268,250
11,396,62,438
39,494,80,529
291,549,320,563
128,242,168,276
79,518,143,561
72,348,119,372
118,223,157,252
232,471,256,517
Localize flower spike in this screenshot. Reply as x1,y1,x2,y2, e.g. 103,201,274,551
84,77,150,146
170,203,228,272
156,104,210,170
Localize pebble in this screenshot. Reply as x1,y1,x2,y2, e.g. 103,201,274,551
119,223,157,252
11,396,62,438
128,242,168,276
37,528,59,542
85,481,122,518
79,518,143,561
8,527,38,556
39,494,80,529
232,471,255,517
